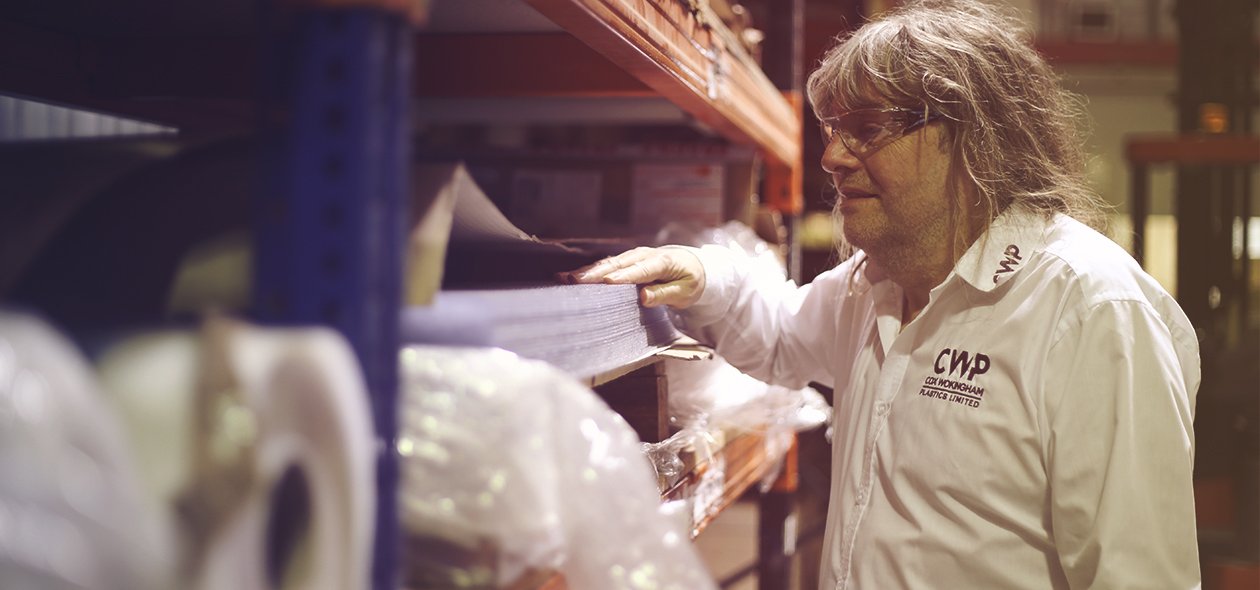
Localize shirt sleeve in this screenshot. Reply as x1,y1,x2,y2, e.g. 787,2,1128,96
1043,298,1200,589
670,244,842,390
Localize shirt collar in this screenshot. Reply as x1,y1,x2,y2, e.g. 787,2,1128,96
854,207,1057,302
952,208,1058,292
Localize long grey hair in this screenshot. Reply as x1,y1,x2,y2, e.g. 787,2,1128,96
806,0,1109,263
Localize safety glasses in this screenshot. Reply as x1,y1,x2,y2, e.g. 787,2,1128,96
819,108,947,159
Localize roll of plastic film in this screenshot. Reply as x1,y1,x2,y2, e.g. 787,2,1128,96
96,316,376,590
0,311,174,590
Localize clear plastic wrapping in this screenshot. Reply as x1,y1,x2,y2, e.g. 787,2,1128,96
645,220,833,499
664,354,830,432
398,345,717,590
645,351,831,507
654,219,787,283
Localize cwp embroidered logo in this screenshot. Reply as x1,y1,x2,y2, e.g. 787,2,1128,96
992,244,1022,284
919,348,990,409
933,348,990,381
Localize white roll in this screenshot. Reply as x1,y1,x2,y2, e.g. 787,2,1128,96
0,311,175,590
95,330,200,524
97,316,376,590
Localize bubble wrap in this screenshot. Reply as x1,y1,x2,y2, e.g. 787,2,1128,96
398,345,717,590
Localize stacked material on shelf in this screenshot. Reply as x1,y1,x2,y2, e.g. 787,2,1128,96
400,282,680,380
410,162,687,378
408,162,609,301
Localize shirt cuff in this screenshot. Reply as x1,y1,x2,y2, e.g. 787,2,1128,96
666,244,737,320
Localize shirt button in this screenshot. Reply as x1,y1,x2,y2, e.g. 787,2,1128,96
875,402,889,416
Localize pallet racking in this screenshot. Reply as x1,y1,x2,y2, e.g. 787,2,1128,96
0,0,805,588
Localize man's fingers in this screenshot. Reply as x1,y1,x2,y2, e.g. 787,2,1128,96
555,259,615,284
557,247,666,284
640,282,674,307
604,257,671,284
557,248,703,309
642,277,702,308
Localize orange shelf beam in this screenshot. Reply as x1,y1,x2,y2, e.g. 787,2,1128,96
1126,134,1260,165
1035,41,1178,67
414,33,653,97
520,0,801,168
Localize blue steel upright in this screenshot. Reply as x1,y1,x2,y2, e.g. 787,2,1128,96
255,7,410,590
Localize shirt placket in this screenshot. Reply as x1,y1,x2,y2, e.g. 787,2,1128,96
836,316,910,589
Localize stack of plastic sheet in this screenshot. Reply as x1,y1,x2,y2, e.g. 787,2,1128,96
400,282,680,379
405,162,680,378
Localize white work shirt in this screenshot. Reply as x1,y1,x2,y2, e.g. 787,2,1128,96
674,210,1201,590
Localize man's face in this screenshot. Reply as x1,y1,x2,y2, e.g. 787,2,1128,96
821,105,961,264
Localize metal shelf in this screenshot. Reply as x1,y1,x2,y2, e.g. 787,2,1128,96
518,0,800,168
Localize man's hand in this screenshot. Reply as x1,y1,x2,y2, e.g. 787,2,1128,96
556,247,705,309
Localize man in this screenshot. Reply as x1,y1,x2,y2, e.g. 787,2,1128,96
559,0,1201,588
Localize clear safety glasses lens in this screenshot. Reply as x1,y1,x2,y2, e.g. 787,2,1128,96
819,109,938,158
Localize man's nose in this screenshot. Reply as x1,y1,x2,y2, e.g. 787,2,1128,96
821,136,861,175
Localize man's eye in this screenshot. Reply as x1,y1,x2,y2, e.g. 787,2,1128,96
851,121,885,142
